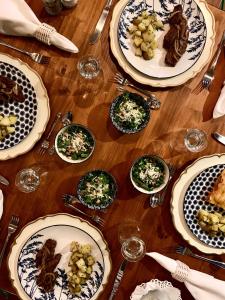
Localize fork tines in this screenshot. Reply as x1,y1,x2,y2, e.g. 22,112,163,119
39,55,50,65
114,73,125,85
10,215,20,227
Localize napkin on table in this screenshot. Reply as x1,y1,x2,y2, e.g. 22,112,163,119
147,252,225,300
213,82,225,119
0,0,78,53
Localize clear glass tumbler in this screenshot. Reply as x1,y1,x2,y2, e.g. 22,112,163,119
121,236,146,262
184,128,208,152
15,165,48,193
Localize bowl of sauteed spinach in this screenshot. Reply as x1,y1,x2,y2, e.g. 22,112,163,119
130,155,169,194
77,170,117,210
110,92,150,134
55,124,95,163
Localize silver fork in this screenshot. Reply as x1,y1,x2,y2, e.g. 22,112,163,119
63,198,105,227
0,215,19,267
0,39,50,64
176,245,225,269
193,31,225,94
63,193,108,213
114,73,158,100
38,112,62,155
149,165,176,208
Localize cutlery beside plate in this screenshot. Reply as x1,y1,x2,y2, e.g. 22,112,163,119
212,132,225,146
0,175,9,186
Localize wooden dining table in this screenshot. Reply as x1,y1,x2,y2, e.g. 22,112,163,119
0,0,225,299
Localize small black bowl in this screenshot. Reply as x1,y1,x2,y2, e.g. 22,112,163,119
110,92,150,134
77,169,117,210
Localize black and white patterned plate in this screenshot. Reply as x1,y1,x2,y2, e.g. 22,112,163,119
0,61,37,150
184,164,225,249
118,0,207,79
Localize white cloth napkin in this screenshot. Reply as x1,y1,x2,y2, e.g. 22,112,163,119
213,83,225,119
146,252,225,300
0,189,3,220
0,0,78,53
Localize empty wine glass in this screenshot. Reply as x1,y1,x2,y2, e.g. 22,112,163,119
15,164,48,193
121,236,146,262
118,219,141,244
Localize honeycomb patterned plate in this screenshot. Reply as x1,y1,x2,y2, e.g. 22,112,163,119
0,53,50,160
171,153,225,254
184,164,225,249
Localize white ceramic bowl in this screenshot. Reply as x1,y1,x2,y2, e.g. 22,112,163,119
130,155,169,194
55,123,95,164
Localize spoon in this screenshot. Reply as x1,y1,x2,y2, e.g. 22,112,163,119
149,165,176,208
48,111,73,155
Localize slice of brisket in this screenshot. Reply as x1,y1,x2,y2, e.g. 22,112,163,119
0,75,24,102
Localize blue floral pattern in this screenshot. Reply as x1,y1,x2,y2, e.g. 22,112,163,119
118,0,207,78
17,233,104,300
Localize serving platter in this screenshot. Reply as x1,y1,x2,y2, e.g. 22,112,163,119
0,53,50,160
110,0,215,87
118,0,206,79
8,214,112,300
171,153,225,254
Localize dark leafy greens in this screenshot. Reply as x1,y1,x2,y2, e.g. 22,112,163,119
78,170,116,209
57,125,94,161
132,156,165,191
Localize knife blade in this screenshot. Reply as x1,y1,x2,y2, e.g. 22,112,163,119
212,132,225,146
0,174,9,186
89,0,113,44
108,259,127,300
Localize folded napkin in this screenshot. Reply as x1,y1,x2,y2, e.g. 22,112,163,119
147,252,225,300
0,189,3,220
0,0,78,53
213,82,225,119
131,279,181,300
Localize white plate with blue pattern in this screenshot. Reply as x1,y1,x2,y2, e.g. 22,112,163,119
171,153,225,254
118,0,208,79
8,214,112,300
110,0,215,86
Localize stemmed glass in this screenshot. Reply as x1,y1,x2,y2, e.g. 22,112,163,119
15,164,48,193
109,220,146,299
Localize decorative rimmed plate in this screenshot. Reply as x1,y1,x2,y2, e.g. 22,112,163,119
77,170,117,210
0,189,3,220
110,92,150,134
130,279,182,300
118,0,206,79
0,53,50,160
110,0,215,87
171,153,225,254
8,213,112,300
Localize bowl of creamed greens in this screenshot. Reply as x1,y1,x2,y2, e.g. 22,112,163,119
77,170,117,210
110,92,150,133
55,124,95,163
130,155,169,194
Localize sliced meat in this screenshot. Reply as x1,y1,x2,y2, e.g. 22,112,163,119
163,5,189,67
0,75,24,102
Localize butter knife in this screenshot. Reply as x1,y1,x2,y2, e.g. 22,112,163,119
108,259,128,300
212,132,225,146
89,0,113,44
0,175,9,186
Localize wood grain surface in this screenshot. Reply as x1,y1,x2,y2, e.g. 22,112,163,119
0,1,225,299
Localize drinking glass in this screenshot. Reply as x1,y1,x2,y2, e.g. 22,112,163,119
15,164,48,193
121,236,146,262
184,128,208,152
118,219,141,244
77,56,103,96
170,128,208,154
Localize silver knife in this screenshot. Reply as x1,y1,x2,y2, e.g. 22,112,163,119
89,0,113,44
108,259,128,300
212,132,225,146
0,174,9,186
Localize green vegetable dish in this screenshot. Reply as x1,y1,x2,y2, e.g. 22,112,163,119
57,125,94,161
78,170,116,209
113,93,147,131
132,156,165,191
